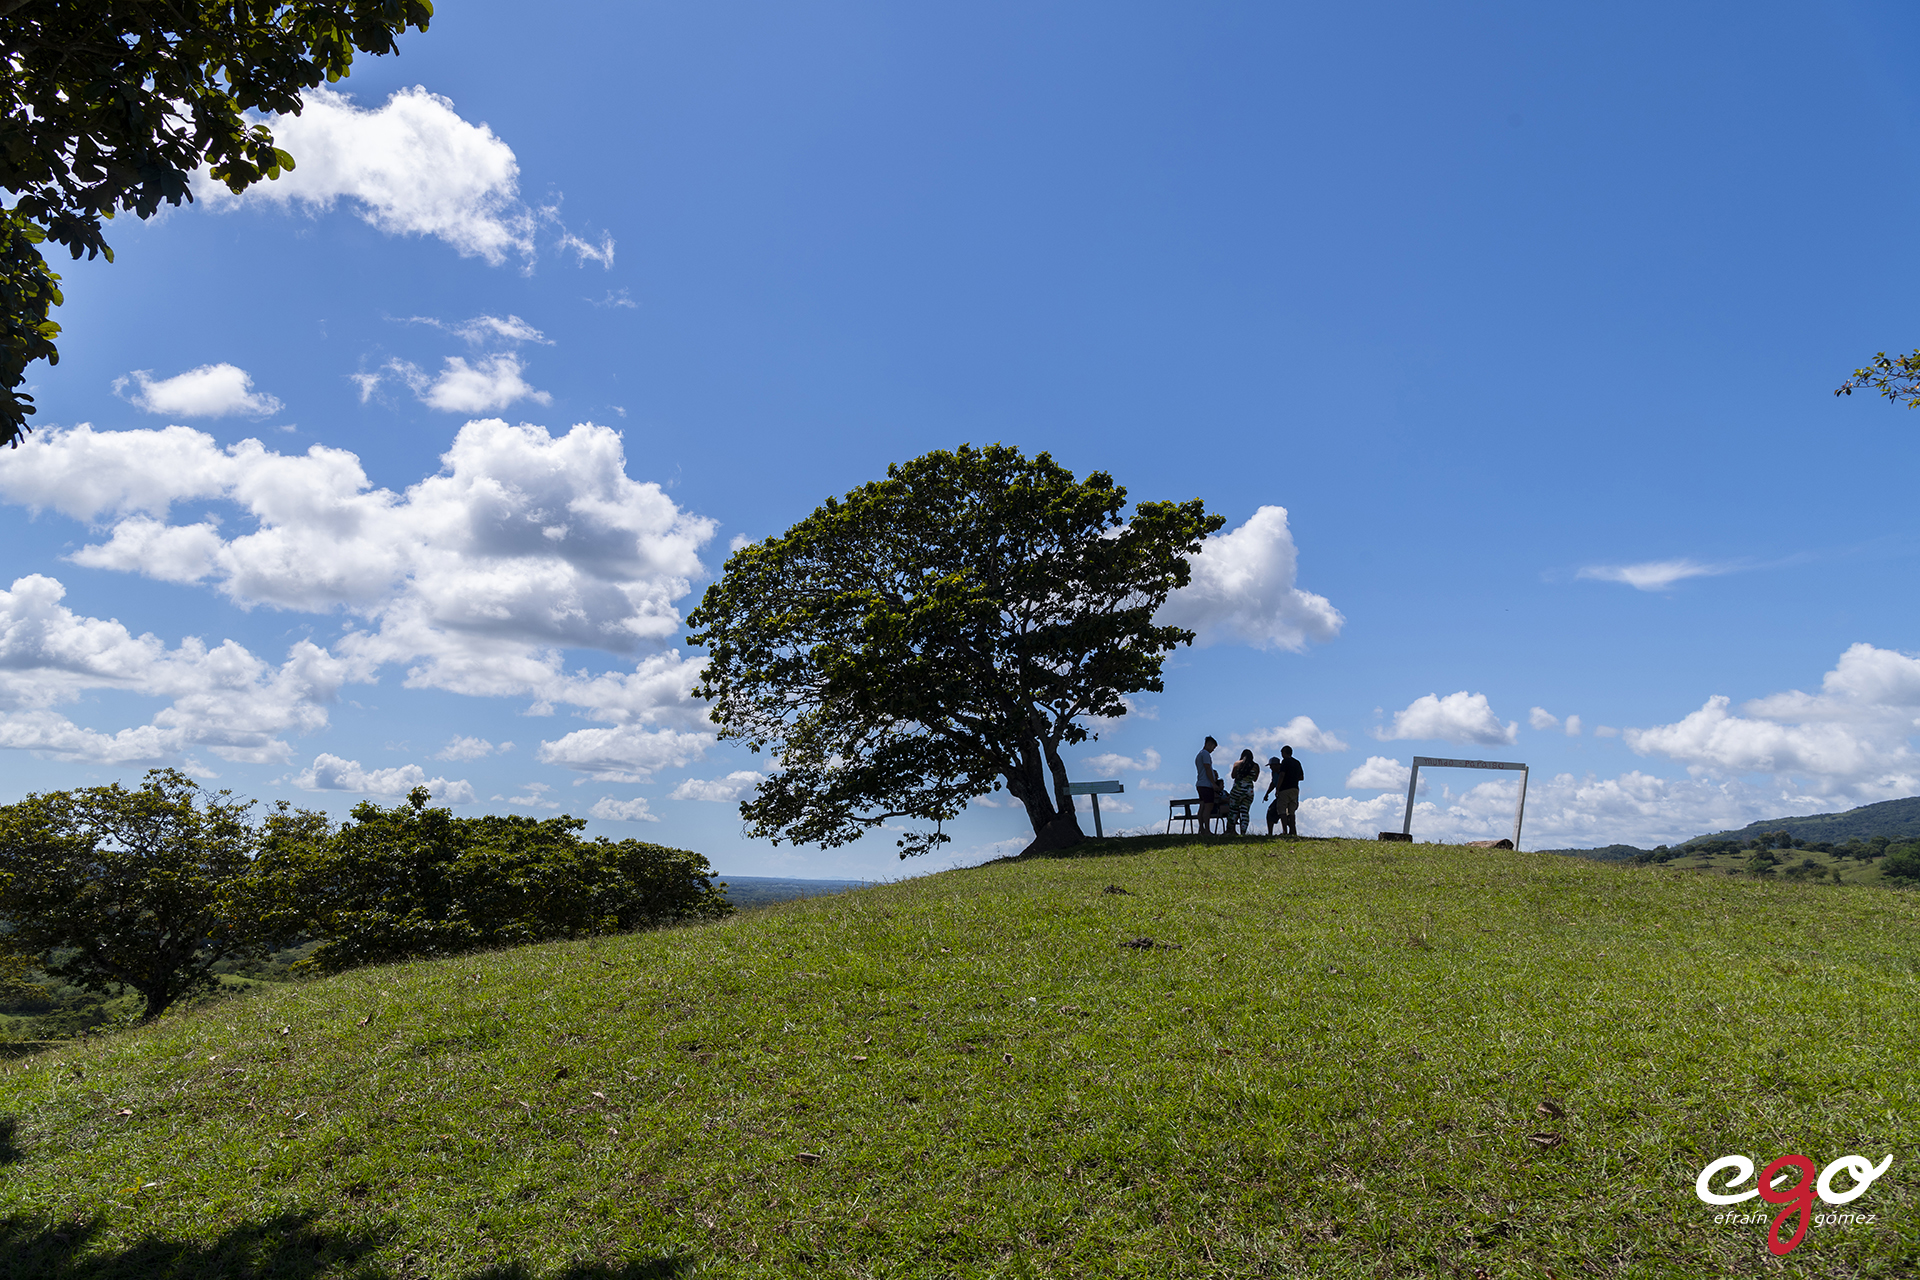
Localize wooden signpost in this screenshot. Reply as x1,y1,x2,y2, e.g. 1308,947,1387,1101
1066,780,1125,838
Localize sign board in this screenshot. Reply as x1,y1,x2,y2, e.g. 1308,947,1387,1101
1065,779,1124,837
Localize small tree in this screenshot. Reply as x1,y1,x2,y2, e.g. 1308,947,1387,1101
0,770,266,1020
686,444,1221,857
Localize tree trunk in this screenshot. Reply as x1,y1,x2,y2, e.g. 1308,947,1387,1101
1005,730,1084,857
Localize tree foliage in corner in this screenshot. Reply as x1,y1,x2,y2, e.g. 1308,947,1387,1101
0,769,266,1020
1835,349,1920,408
0,0,434,446
686,444,1221,858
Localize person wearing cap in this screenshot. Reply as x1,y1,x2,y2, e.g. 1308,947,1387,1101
1194,736,1218,835
1265,745,1305,837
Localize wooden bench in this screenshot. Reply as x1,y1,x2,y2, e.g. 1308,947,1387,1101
1167,797,1204,835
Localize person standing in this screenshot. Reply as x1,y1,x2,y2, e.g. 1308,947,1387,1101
1265,746,1305,837
1229,749,1259,835
1194,736,1218,835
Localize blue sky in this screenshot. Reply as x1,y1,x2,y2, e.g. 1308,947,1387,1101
5,1,1919,876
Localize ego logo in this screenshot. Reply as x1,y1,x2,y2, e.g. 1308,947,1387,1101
1695,1153,1893,1256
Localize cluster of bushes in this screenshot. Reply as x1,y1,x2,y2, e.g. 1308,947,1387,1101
0,770,731,1026
1625,829,1920,883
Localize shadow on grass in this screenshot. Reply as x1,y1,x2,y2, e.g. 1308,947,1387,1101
1004,831,1343,862
0,1213,694,1279
0,1116,19,1166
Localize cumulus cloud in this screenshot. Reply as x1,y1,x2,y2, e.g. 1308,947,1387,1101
589,796,658,822
1375,692,1518,745
1159,506,1343,651
1296,769,1771,848
293,752,474,803
535,725,709,783
0,573,348,766
1577,559,1731,592
115,364,283,419
0,420,720,776
194,86,535,264
1234,716,1348,756
1074,748,1161,778
669,770,767,802
1346,756,1412,790
378,353,550,413
1564,714,1583,736
1625,644,1920,800
1529,707,1559,732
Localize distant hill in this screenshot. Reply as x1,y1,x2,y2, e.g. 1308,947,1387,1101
715,875,872,908
1540,795,1920,861
1681,795,1920,847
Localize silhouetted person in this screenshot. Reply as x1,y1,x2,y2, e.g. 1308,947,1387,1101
1266,746,1305,837
1194,736,1218,835
1229,748,1258,835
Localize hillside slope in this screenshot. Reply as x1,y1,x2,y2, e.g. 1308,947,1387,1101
1684,794,1920,846
1,836,1915,1278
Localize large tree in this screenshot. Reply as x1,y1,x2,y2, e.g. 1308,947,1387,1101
0,0,434,447
686,444,1221,858
0,769,267,1020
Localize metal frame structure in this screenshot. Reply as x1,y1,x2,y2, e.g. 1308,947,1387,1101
1401,756,1530,849
1067,779,1124,837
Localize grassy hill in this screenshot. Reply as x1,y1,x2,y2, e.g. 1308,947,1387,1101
1683,795,1920,847
1,835,1915,1278
1545,795,1920,862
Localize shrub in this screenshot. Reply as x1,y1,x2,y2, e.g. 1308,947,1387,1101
254,789,732,972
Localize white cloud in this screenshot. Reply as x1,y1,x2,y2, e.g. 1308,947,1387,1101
1346,756,1412,790
0,573,348,766
559,232,615,268
416,314,551,346
1577,559,1730,592
433,735,508,761
1159,506,1343,651
115,364,283,418
1564,714,1583,736
535,724,710,783
590,288,637,309
1529,707,1560,732
293,752,474,803
504,781,561,809
0,421,720,767
1594,725,1620,738
374,353,550,413
589,796,659,822
1624,644,1920,800
669,770,767,802
194,86,535,264
1375,692,1518,746
1235,716,1348,756
1296,769,1774,849
1074,747,1161,778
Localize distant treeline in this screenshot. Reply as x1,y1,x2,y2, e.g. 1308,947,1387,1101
1552,830,1920,884
0,770,730,1033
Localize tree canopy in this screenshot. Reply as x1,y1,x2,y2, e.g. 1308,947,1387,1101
0,768,264,1020
685,444,1221,858
249,790,732,973
0,0,434,446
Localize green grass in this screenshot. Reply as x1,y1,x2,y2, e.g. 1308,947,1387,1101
2,836,1916,1278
